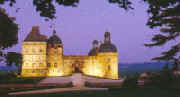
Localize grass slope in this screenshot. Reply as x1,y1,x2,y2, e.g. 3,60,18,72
6,87,180,97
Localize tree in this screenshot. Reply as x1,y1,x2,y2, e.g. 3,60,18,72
143,0,180,70
5,52,22,73
0,8,18,62
5,52,22,66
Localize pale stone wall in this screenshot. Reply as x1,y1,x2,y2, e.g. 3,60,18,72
21,43,118,79
63,56,89,76
21,42,47,77
82,56,103,77
97,53,118,79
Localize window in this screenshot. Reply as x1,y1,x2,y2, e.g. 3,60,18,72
32,70,35,73
107,58,111,62
25,49,28,53
58,44,61,48
54,63,57,68
32,63,35,68
51,44,54,48
32,48,35,53
39,49,42,52
47,63,50,67
54,44,57,49
39,63,43,67
108,65,111,70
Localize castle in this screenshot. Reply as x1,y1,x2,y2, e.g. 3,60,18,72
21,26,118,79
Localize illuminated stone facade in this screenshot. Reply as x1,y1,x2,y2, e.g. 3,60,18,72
21,26,118,79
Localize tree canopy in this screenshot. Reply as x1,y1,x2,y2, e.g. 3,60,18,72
143,0,180,67
0,7,18,62
5,52,22,66
0,0,133,19
0,8,18,49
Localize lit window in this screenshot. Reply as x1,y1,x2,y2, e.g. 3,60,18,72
54,44,57,49
32,70,35,73
32,63,35,67
39,49,42,52
47,63,50,67
39,63,43,67
108,65,111,70
54,63,57,68
58,44,61,47
32,48,35,53
107,58,111,62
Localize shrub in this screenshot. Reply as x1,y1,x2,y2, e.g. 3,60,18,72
122,76,139,88
147,70,174,88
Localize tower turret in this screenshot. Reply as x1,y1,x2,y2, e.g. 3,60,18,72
88,40,99,56
99,32,117,53
93,40,98,49
104,31,111,44
97,31,118,79
47,30,64,76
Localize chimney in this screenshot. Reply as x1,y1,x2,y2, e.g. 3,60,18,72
32,26,40,33
92,40,98,48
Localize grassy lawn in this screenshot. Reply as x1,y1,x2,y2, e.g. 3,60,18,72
2,70,180,97
5,87,180,97
0,77,44,84
0,71,44,84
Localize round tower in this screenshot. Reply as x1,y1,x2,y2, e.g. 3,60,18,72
88,40,99,56
47,30,64,76
98,31,118,79
93,40,99,48
104,31,111,44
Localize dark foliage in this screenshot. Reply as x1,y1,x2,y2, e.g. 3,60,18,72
122,75,138,87
145,64,180,88
0,0,16,6
147,71,173,88
0,0,133,19
0,8,18,64
0,8,18,50
0,71,43,84
5,52,22,66
143,0,180,68
5,52,22,74
108,0,133,10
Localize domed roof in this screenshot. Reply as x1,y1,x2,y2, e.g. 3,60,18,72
99,43,117,53
88,48,98,56
47,30,62,44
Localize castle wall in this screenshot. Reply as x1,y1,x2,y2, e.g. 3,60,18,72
21,26,118,79
21,42,47,77
21,42,118,79
82,56,104,77
63,56,89,76
97,53,118,79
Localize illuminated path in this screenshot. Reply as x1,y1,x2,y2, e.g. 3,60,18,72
39,75,124,85
39,76,72,84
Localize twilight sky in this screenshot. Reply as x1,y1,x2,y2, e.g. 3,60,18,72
2,0,173,63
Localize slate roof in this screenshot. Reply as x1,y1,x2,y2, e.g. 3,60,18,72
24,26,47,41
99,43,117,53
